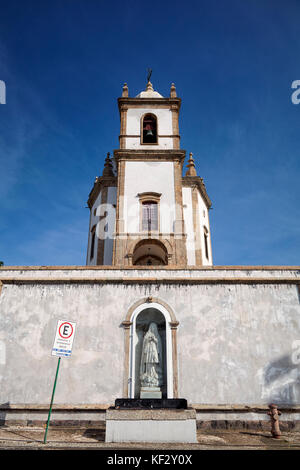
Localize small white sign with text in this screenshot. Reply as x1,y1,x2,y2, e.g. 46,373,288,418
52,320,76,358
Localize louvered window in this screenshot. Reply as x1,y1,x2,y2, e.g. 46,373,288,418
142,201,158,231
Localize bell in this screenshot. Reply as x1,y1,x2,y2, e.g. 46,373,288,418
146,129,153,136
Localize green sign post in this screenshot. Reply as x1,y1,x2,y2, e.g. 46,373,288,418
43,320,76,444
43,357,61,444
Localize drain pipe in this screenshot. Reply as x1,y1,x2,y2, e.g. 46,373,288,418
268,404,281,439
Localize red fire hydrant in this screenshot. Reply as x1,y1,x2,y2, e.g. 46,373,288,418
268,404,281,439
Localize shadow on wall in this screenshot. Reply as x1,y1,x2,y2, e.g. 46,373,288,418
0,402,10,425
297,285,300,305
262,355,300,405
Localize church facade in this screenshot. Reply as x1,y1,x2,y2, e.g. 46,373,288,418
0,80,299,427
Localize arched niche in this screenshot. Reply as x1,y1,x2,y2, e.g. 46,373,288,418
135,308,167,398
122,298,179,399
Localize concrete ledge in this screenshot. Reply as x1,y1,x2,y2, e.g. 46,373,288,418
1,266,299,286
2,404,300,431
2,403,300,413
106,408,196,420
1,278,299,285
0,404,110,411
2,403,300,412
1,265,300,270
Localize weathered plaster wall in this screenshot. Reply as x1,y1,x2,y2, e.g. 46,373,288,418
0,267,299,408
0,283,124,404
177,282,300,405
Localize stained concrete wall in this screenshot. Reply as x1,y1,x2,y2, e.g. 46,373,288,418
0,267,299,408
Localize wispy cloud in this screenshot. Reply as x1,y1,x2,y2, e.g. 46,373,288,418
17,218,88,266
0,38,78,203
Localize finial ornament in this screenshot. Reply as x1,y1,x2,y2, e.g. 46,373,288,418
170,83,177,98
146,81,154,92
122,83,128,97
102,152,114,177
145,69,154,92
185,152,197,177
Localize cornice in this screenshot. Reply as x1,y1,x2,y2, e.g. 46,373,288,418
118,97,181,113
114,149,186,164
87,175,117,209
182,175,212,209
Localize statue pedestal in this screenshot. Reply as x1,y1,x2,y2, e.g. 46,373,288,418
115,398,187,409
105,408,197,443
140,387,162,399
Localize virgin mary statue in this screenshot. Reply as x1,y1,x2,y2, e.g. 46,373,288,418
140,322,163,388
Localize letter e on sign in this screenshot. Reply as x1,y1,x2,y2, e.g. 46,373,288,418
59,322,74,339
52,320,76,358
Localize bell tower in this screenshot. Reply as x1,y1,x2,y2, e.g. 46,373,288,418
86,79,213,267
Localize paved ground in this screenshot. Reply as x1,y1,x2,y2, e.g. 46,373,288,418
0,424,300,450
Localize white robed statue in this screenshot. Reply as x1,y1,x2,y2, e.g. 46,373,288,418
140,322,163,388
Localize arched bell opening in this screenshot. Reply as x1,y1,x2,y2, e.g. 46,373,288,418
132,239,168,266
141,113,158,144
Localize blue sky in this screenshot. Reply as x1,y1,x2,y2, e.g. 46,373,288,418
0,0,299,266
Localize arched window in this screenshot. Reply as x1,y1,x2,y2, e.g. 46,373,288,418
203,226,209,260
90,226,96,260
141,113,157,144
